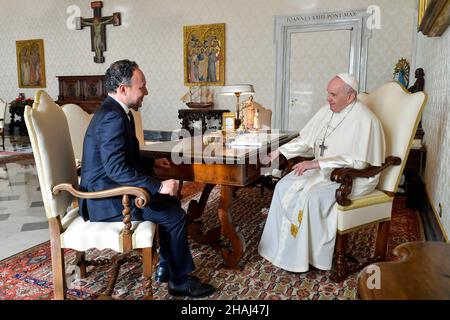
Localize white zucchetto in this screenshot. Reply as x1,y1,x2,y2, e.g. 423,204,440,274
336,73,358,93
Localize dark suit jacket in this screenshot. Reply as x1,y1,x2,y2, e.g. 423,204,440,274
79,96,161,222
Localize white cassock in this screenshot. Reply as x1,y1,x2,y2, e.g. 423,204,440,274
258,100,385,272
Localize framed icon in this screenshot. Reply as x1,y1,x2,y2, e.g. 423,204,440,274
222,112,236,131
16,39,46,88
183,23,225,86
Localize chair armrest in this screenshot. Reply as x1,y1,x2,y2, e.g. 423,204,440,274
330,156,401,206
52,183,151,247
52,183,150,208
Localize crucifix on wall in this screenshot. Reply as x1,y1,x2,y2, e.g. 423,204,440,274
75,1,121,63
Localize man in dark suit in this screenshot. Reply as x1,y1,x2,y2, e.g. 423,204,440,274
79,59,215,298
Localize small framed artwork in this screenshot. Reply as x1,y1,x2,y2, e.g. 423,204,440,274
222,112,236,131
16,39,46,88
183,23,225,86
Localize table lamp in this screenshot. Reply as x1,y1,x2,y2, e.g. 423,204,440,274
220,84,255,129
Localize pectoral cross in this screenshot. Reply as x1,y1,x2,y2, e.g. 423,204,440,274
75,1,121,63
319,140,327,157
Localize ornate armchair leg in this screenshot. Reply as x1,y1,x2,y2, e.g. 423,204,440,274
374,220,390,261
51,247,67,300
141,247,153,300
330,233,349,282
49,218,67,300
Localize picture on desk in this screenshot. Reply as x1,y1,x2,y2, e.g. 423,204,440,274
183,23,225,86
16,39,46,88
222,112,236,131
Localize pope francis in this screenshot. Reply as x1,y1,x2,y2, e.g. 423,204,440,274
258,73,386,272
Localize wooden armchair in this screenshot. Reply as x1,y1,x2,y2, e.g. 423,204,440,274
280,82,426,281
25,91,156,300
61,104,145,174
61,103,93,166
328,82,427,281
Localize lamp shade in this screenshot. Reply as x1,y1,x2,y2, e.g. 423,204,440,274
220,84,255,96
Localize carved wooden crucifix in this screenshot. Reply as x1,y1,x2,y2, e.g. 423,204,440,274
75,1,121,63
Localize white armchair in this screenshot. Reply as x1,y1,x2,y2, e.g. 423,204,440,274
130,108,145,147
328,82,427,281
25,90,156,300
61,104,145,170
61,104,93,163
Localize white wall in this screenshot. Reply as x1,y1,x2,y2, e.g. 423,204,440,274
415,28,450,240
0,0,415,131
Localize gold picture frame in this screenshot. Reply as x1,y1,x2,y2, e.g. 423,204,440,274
183,23,225,86
418,0,429,30
418,0,450,37
222,112,236,132
16,39,46,88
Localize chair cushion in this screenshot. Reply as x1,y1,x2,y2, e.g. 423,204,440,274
60,207,155,252
336,189,393,233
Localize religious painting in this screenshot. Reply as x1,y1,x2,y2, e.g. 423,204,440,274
184,23,225,86
16,39,46,88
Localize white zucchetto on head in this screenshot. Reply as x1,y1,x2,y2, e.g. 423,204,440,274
336,73,358,93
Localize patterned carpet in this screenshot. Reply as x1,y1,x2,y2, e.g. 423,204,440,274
0,184,424,300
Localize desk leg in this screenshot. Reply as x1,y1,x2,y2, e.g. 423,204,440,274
218,185,244,269
187,184,222,251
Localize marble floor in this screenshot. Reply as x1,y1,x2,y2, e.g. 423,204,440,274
0,134,49,260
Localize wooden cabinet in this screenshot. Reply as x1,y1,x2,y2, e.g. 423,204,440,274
55,75,106,113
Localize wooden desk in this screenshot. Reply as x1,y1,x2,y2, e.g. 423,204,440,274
358,241,450,300
140,131,298,269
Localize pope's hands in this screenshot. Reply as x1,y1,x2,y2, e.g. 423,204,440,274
159,179,179,196
292,160,319,176
154,158,171,169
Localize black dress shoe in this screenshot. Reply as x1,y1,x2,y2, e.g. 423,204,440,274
168,276,215,298
155,266,169,283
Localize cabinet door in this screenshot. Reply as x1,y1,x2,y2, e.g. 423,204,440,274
62,80,81,100
83,78,105,101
